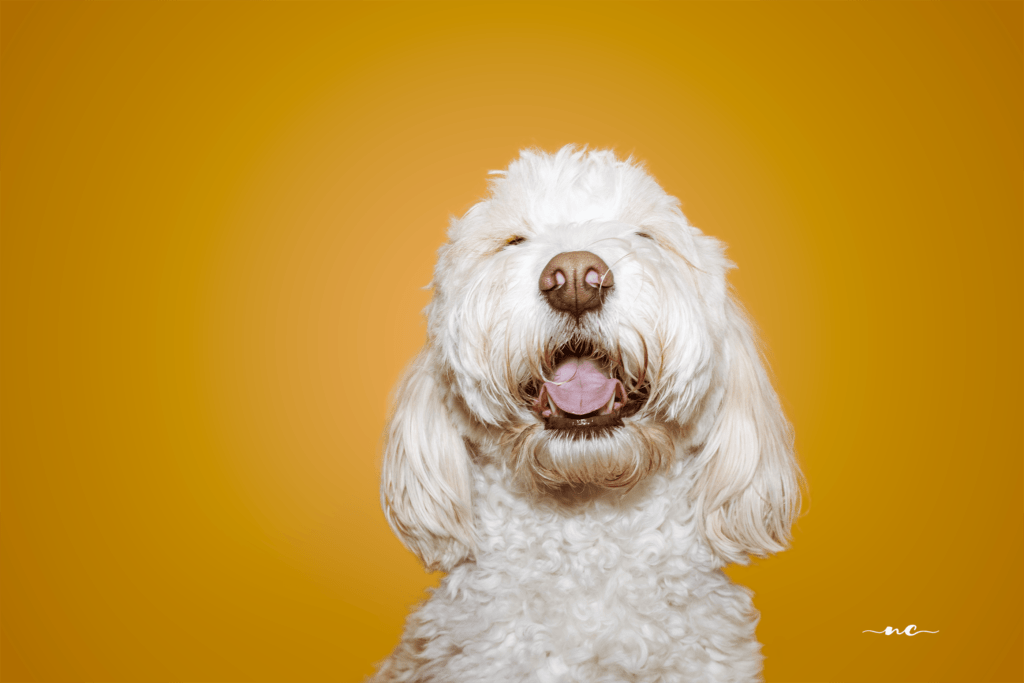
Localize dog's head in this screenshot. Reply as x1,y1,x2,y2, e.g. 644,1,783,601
381,147,801,570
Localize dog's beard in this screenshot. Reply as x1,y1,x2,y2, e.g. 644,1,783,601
504,420,674,490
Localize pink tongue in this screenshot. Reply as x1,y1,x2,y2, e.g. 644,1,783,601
544,357,621,415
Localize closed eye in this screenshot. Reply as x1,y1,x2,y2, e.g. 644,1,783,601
636,231,655,240
505,235,527,247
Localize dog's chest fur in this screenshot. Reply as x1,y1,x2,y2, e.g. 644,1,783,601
381,459,764,682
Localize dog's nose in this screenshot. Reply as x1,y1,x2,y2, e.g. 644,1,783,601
538,251,614,315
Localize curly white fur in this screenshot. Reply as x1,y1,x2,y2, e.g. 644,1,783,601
376,147,801,682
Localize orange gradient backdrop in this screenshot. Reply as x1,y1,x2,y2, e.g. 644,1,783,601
2,3,1021,681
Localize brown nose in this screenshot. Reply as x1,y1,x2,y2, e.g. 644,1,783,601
538,251,614,315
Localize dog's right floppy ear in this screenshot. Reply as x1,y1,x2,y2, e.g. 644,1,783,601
380,349,474,571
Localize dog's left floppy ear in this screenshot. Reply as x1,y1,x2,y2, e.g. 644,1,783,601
381,349,474,572
692,297,803,565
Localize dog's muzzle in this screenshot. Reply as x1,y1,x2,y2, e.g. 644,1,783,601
533,251,636,431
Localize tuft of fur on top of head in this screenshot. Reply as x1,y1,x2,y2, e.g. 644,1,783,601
381,145,802,571
479,146,672,232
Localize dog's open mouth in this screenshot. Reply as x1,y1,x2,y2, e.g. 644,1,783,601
530,347,646,431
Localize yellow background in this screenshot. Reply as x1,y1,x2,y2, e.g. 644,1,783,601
2,3,1021,681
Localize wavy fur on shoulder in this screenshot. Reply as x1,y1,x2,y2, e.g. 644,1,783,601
376,147,802,682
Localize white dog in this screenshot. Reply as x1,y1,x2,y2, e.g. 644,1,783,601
375,147,801,682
